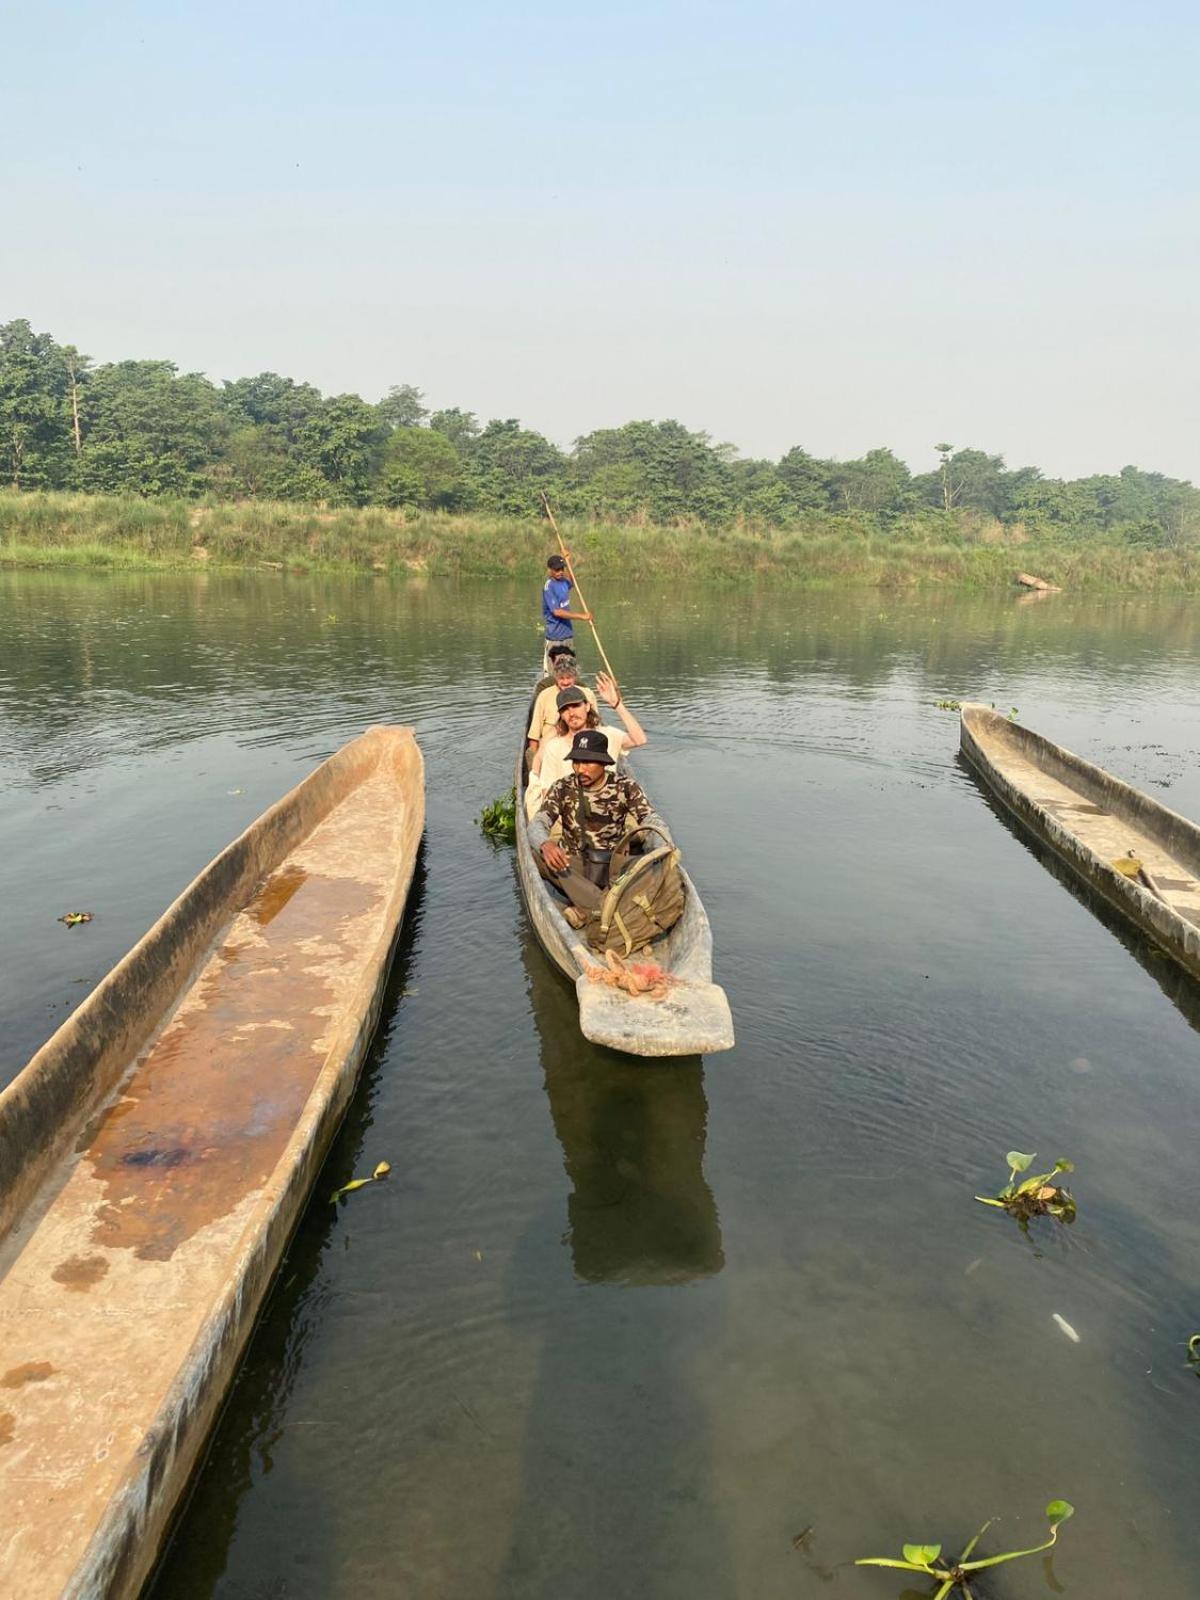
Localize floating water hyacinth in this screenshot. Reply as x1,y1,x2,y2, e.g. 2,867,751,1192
331,1160,391,1205
477,790,517,843
857,1499,1074,1598
975,1151,1076,1229
58,911,93,928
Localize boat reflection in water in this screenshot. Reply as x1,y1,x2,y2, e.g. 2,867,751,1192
522,927,724,1286
496,932,731,1599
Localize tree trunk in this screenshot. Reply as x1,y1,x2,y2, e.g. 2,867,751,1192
69,365,82,455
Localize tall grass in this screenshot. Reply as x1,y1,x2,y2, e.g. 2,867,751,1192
3,490,1199,590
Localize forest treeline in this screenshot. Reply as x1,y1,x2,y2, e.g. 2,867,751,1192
3,316,1198,547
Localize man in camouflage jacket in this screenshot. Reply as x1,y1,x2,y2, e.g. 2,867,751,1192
528,728,668,922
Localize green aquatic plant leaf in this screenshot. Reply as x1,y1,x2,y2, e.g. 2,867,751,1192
1046,1500,1074,1525
1006,1151,1035,1173
902,1543,942,1567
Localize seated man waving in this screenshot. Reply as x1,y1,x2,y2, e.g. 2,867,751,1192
525,671,648,820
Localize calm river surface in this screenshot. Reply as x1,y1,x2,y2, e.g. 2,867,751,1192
3,571,1200,1599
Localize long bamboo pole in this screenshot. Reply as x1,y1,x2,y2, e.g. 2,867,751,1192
540,492,619,688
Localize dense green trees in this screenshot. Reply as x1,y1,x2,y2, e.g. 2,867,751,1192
378,426,466,509
2,314,1198,547
0,320,72,490
77,361,229,496
570,420,738,523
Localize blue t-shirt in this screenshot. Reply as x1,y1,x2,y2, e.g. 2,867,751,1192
542,575,574,639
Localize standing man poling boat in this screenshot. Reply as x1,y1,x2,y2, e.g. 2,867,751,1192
543,552,592,666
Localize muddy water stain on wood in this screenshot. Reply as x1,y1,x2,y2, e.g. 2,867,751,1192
1,1362,56,1389
246,864,309,926
0,1414,14,1447
82,868,380,1262
51,1255,110,1291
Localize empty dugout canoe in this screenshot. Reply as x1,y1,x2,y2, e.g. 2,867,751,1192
0,725,424,1600
960,702,1200,980
514,687,734,1057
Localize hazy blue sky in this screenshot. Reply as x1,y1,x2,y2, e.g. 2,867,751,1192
4,1,1198,478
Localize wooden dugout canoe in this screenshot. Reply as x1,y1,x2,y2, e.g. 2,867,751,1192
960,702,1200,980
515,691,734,1057
0,726,423,1600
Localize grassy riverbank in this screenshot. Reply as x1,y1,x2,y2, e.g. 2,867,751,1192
3,490,1200,590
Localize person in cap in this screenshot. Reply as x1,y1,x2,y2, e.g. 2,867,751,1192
525,673,647,819
542,552,591,659
528,729,668,927
526,653,598,754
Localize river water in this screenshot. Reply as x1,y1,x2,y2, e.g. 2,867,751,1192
2,571,1199,1599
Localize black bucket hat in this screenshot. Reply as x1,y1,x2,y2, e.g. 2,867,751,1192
566,728,614,766
556,686,588,711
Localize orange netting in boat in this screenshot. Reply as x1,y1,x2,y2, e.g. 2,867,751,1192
584,950,679,1001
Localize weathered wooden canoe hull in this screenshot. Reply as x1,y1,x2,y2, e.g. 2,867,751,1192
514,705,733,1056
960,702,1200,980
0,727,424,1600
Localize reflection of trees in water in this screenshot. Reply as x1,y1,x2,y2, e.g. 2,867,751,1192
734,592,1200,692
0,572,538,783
493,931,729,1598
543,584,1200,699
6,573,1199,783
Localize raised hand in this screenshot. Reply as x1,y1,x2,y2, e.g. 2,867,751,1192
595,671,621,707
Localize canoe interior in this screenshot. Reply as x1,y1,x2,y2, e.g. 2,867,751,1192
960,702,1200,980
515,681,733,1055
0,725,424,1600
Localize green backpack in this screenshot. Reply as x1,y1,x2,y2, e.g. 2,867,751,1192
585,826,687,956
